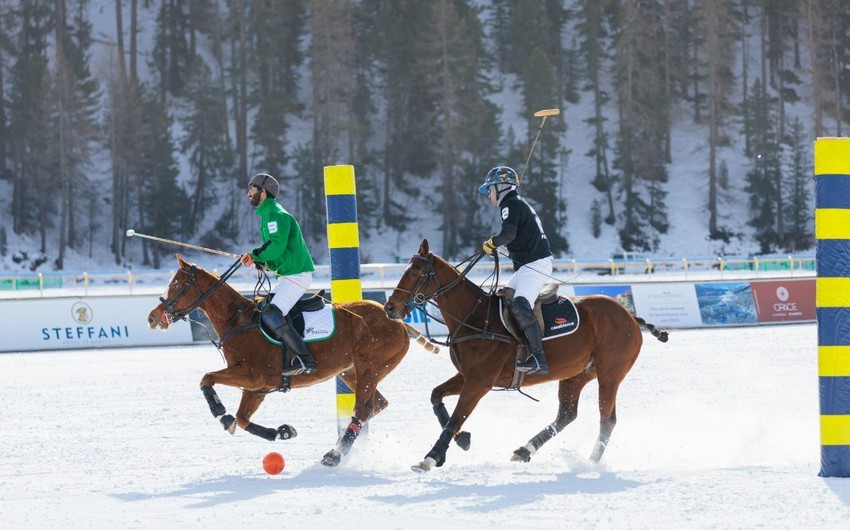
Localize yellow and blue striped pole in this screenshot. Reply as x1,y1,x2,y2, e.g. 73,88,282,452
324,165,363,434
815,137,850,477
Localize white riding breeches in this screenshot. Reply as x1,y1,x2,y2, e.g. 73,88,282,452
270,271,312,314
506,256,553,305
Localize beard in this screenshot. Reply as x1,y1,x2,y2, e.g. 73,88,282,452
249,194,260,207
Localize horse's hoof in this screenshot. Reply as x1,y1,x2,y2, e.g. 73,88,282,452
277,425,297,440
322,450,341,467
220,414,236,434
454,431,471,451
511,446,532,463
411,456,437,474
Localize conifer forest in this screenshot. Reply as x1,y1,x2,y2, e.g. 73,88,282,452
0,0,848,269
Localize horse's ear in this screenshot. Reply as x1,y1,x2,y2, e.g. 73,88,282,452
176,254,189,269
419,239,430,256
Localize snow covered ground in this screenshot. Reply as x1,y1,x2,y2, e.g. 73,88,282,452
2,323,848,529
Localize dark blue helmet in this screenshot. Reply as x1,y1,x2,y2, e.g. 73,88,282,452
478,166,519,195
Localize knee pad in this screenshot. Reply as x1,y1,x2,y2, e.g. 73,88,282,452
509,297,535,329
261,303,285,329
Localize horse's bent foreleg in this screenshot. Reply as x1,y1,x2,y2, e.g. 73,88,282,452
512,371,596,463
230,390,298,442
413,380,491,473
199,367,253,434
430,373,471,450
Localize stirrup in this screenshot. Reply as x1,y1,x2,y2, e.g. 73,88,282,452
282,355,317,376
516,355,548,375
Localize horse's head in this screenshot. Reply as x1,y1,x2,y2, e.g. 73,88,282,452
147,255,209,330
385,239,444,320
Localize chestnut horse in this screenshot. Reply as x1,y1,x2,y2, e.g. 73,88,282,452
148,255,412,466
384,240,669,473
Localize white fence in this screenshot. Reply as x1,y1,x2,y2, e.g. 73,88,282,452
0,255,816,299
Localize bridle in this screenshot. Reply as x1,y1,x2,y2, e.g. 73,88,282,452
388,252,483,316
159,260,243,325
389,252,514,347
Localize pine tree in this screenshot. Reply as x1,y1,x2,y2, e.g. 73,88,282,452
429,0,500,257
0,0,10,183
137,87,189,268
695,0,737,239
783,117,813,250
181,59,235,235
611,0,669,252
743,79,783,252
52,0,100,268
519,46,567,254
576,0,617,226
251,1,304,178
6,0,52,245
369,0,439,230
151,0,192,99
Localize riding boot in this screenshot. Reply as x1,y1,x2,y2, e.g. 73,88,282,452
261,305,318,376
278,323,317,375
509,297,549,375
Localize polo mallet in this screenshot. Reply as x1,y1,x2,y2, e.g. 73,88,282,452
517,108,560,187
125,229,240,258
125,229,314,290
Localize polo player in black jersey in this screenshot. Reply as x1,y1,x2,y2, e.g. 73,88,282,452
480,166,553,374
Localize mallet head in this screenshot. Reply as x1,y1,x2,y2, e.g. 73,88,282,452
533,108,560,117
126,229,135,237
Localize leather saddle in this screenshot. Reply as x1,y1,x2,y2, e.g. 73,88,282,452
498,284,578,342
258,289,326,337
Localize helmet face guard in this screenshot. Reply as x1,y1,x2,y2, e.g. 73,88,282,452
478,166,519,195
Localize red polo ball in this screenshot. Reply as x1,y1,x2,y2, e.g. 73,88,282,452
263,452,285,475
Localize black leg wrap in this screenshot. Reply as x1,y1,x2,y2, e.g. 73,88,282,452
220,414,236,431
201,385,226,417
426,427,454,467
338,417,362,455
433,402,450,427
246,422,278,441
530,423,561,449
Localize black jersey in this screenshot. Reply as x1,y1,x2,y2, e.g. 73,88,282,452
490,191,552,270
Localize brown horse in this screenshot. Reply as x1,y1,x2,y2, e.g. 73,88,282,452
147,255,412,466
384,240,668,472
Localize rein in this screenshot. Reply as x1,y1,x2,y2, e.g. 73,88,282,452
390,251,514,348
159,259,244,323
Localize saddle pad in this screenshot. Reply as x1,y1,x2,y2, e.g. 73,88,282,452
539,296,579,339
260,305,336,345
500,296,579,341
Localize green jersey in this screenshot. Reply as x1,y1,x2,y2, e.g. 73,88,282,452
250,198,315,276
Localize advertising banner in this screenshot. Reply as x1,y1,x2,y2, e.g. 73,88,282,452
574,284,636,315
750,278,816,323
0,295,193,352
694,281,757,325
631,283,703,328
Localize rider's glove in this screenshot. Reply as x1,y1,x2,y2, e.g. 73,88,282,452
482,238,496,255
240,253,254,266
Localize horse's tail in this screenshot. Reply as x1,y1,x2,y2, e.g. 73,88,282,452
635,317,669,343
402,322,441,354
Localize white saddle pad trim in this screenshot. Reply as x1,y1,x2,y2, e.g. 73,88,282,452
302,306,335,342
